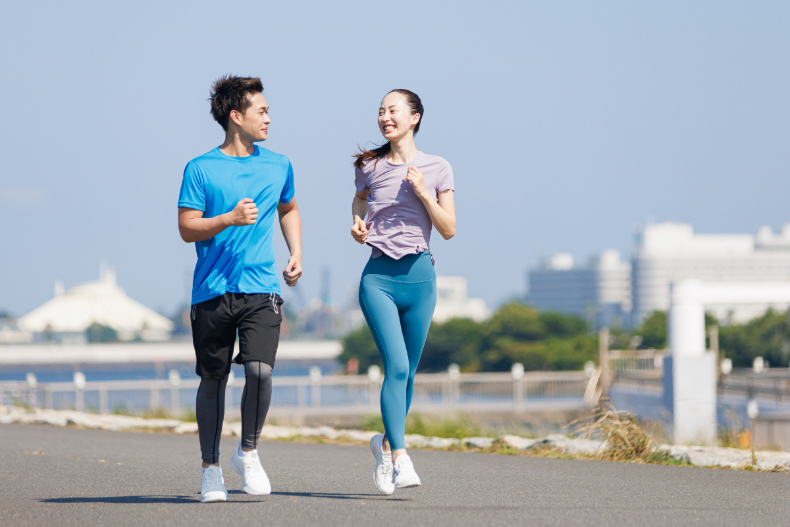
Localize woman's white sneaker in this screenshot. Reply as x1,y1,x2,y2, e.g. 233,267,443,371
393,455,421,489
370,434,395,495
230,441,271,495
200,465,228,503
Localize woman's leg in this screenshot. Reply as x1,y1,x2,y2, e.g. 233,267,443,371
400,280,438,415
240,361,273,451
196,376,229,465
359,277,410,451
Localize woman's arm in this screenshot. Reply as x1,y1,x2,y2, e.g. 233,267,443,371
351,189,370,244
405,167,456,239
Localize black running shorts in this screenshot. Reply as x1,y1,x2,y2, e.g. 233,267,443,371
191,292,283,378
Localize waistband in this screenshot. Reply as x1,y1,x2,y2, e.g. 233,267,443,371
361,251,436,283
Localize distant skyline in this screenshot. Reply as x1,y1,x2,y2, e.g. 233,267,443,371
1,1,788,317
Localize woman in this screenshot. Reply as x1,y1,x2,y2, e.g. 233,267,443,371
351,89,456,494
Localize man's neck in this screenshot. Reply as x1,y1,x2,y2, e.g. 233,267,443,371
219,132,256,157
387,135,418,164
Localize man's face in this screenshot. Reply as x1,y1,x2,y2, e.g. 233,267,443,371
233,92,270,141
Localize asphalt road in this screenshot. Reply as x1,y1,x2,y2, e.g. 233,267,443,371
2,423,788,527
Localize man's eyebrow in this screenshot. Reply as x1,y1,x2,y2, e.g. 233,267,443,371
258,105,269,111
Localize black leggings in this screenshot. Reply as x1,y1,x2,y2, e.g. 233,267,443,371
196,361,273,464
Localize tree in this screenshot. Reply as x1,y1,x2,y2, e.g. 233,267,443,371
339,325,381,373
485,303,545,341
719,309,790,368
420,318,485,372
634,311,667,349
86,323,118,343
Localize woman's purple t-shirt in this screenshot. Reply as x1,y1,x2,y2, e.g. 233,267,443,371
355,151,454,260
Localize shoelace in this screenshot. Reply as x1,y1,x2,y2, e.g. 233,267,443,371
244,451,264,475
205,469,221,489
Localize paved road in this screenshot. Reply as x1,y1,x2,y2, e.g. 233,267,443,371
2,424,788,526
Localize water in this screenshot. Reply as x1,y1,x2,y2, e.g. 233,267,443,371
0,359,342,383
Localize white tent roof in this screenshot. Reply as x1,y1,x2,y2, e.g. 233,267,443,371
18,268,174,334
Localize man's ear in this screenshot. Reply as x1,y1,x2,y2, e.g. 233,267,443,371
229,109,242,127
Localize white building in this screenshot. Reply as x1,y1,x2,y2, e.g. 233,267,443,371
432,276,490,323
527,250,631,327
632,223,790,324
17,266,174,343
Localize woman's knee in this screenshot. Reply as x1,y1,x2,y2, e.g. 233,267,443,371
386,361,409,382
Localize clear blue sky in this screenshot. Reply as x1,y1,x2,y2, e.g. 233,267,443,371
1,1,788,317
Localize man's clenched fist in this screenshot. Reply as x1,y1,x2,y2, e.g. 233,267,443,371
228,198,258,226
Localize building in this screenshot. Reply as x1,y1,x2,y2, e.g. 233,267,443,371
527,251,631,328
17,266,174,343
632,223,790,324
432,276,490,323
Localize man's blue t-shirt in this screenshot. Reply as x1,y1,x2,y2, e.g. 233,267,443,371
178,145,295,305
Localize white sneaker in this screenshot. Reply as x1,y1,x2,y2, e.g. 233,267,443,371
370,434,395,495
200,465,228,503
230,441,271,495
393,455,421,489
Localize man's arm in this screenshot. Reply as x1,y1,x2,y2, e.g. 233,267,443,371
278,198,302,286
178,199,259,243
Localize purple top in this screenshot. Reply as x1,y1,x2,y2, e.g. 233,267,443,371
355,151,454,260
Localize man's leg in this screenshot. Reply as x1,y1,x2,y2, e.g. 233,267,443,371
229,293,280,495
192,294,235,464
239,361,273,452
196,376,229,466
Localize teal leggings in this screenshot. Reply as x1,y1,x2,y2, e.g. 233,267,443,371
359,252,437,451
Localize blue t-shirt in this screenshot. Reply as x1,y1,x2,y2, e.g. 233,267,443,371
178,145,295,304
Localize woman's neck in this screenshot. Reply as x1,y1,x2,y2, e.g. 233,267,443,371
387,134,418,164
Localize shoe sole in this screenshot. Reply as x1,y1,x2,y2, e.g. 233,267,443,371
201,493,228,503
231,455,271,496
370,437,394,495
396,483,421,489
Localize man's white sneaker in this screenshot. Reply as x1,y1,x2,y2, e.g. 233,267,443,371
200,465,228,503
370,434,395,495
230,441,271,495
393,455,421,489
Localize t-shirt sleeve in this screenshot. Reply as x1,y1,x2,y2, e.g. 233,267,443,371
178,161,206,211
279,161,296,203
354,166,369,193
437,160,455,194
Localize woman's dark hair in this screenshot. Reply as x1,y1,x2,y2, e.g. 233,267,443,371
209,75,264,131
353,89,424,169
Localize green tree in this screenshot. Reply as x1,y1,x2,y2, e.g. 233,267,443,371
719,309,790,368
338,325,381,373
634,311,667,349
539,311,587,338
420,318,485,372
485,303,545,341
86,323,118,343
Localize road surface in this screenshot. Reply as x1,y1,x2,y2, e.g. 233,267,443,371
2,423,788,526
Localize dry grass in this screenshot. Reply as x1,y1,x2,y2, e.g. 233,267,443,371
571,402,654,462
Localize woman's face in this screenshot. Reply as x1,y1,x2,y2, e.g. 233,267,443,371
378,92,419,142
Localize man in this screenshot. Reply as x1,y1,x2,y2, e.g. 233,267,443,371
177,75,302,503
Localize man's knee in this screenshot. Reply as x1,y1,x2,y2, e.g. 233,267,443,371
198,375,228,395
244,361,272,381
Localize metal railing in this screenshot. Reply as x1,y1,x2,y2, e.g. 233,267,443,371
609,349,663,378
0,369,591,417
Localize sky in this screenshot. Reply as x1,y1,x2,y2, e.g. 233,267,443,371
1,1,788,318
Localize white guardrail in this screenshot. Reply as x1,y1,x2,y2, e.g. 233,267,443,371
0,369,591,417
